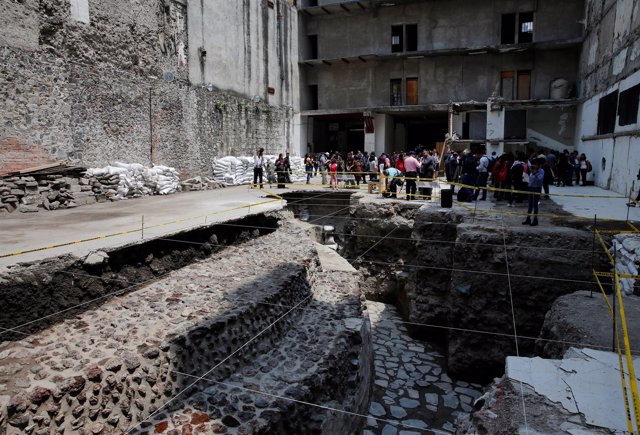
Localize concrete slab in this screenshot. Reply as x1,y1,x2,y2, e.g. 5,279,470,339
0,187,287,269
506,348,640,433
549,184,640,221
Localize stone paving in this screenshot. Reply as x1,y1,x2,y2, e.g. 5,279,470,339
365,302,483,435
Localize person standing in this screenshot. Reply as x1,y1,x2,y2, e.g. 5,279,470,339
474,150,490,201
319,152,329,185
253,147,265,189
275,153,287,189
284,151,292,184
577,153,591,186
419,150,436,200
304,153,314,184
523,158,545,226
403,150,420,200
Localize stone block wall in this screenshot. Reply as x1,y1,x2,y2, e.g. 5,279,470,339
0,0,294,179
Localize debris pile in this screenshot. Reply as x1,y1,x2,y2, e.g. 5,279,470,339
610,234,640,295
1,162,226,215
0,166,91,214
213,155,306,186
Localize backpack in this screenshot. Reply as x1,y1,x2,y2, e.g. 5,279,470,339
463,155,477,174
498,162,509,183
586,160,593,172
511,162,524,184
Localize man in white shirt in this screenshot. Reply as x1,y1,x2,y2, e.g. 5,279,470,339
253,147,265,189
474,150,490,201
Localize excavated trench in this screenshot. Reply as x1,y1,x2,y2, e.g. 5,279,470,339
283,191,609,385
0,191,611,434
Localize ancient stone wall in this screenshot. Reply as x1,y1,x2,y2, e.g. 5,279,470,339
0,0,294,178
0,221,372,434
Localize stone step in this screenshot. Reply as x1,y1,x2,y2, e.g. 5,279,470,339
148,267,372,435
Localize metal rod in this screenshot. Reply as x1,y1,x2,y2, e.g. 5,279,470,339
591,214,596,298
613,247,617,353
142,215,144,240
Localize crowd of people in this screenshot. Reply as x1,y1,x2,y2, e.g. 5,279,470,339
252,146,593,225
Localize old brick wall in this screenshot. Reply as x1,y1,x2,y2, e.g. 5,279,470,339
0,0,293,177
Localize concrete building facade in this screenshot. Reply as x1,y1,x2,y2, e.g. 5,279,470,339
298,0,584,157
575,0,640,194
0,0,299,177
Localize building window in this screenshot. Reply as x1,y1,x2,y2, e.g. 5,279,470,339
390,79,402,105
618,83,640,126
501,12,534,44
501,70,531,100
406,78,418,105
405,24,418,52
597,91,619,135
308,85,318,110
391,24,418,53
308,35,318,59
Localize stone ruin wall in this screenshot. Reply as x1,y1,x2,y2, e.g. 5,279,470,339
0,221,373,434
0,0,293,178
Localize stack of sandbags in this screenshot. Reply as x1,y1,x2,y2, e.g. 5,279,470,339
213,155,306,185
86,163,181,200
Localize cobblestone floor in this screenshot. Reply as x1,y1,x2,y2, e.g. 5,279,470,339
365,302,483,435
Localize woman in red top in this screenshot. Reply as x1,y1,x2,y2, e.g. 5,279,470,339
395,153,405,173
329,160,338,190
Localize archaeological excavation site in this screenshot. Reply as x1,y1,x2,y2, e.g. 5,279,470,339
2,0,640,434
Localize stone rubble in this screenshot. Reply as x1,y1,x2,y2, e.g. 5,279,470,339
610,233,640,295
364,301,482,435
0,163,225,215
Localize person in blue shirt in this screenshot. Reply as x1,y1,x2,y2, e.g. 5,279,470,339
383,167,403,198
522,157,545,226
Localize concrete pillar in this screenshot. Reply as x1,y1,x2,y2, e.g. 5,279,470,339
364,131,375,153
486,101,505,156
374,114,393,156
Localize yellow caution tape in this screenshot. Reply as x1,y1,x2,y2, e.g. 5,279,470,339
0,196,283,259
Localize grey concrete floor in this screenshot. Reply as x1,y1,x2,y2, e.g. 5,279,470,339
2,178,637,270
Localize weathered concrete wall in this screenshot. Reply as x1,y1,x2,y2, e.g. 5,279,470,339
305,0,583,60
188,0,299,110
579,0,640,99
0,0,295,177
309,49,579,109
576,67,640,194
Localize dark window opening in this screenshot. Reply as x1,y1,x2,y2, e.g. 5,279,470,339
505,110,526,138
390,79,402,106
308,35,318,59
406,78,418,105
517,71,531,99
501,71,515,100
308,85,318,110
306,0,318,6
618,84,640,126
501,13,516,44
597,91,619,135
519,12,534,43
406,24,418,52
391,25,403,53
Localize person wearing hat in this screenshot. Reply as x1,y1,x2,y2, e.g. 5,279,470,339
403,150,420,200
523,156,545,226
